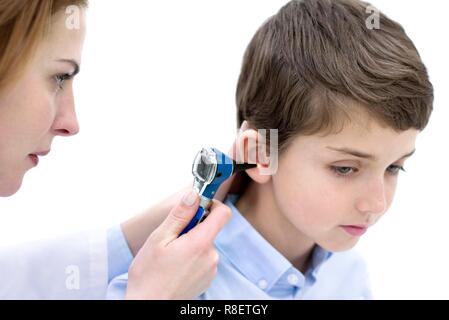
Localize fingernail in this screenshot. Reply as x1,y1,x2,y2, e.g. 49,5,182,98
182,189,197,206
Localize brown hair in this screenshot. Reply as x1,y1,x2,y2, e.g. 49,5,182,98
236,0,434,153
0,0,88,94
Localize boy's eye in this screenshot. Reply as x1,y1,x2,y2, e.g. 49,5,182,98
331,166,356,176
330,165,406,178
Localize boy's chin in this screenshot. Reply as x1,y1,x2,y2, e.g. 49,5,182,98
318,237,360,252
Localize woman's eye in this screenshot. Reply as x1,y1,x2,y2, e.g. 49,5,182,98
387,165,406,175
54,73,71,90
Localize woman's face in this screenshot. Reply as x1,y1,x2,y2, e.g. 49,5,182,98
0,9,86,196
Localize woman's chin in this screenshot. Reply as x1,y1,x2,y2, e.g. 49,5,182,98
0,174,24,197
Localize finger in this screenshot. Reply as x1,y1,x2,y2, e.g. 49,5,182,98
151,189,200,245
188,200,232,243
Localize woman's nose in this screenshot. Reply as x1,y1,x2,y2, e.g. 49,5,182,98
51,94,80,137
53,119,79,136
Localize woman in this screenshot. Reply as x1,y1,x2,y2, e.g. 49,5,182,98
0,0,240,299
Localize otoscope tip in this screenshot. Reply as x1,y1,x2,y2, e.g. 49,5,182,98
233,161,258,173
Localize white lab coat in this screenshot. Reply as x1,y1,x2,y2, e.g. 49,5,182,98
0,229,108,299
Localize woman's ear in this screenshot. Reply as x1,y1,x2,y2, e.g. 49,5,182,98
235,129,271,184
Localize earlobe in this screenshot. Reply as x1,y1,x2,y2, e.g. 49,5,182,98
245,165,271,184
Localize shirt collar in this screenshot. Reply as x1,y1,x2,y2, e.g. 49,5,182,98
216,194,332,291
309,244,333,280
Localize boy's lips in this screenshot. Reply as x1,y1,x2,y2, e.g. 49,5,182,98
340,224,369,236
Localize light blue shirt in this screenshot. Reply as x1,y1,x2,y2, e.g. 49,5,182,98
0,225,133,299
107,225,133,282
106,195,372,299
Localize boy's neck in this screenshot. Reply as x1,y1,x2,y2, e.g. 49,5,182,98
234,180,316,274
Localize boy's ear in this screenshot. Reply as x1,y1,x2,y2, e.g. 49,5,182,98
235,128,271,184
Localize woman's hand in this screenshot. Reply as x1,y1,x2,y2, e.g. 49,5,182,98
125,190,231,299
120,121,250,256
121,121,249,299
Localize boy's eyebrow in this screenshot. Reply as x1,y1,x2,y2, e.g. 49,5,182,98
56,59,80,76
326,146,416,161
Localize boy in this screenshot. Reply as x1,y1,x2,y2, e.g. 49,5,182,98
107,0,433,299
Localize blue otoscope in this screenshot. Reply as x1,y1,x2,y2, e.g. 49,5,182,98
179,147,257,236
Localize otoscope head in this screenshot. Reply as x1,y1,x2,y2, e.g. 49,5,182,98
191,148,257,199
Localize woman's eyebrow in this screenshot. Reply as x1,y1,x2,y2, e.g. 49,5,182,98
326,146,416,161
56,58,80,76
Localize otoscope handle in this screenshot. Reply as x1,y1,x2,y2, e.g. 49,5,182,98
179,206,205,236
179,194,213,236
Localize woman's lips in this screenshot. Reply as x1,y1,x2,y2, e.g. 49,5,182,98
341,225,367,236
28,150,50,167
28,154,39,166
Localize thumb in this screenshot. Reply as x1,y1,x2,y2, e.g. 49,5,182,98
150,189,199,245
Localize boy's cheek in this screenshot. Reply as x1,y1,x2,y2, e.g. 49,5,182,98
293,189,350,227
274,166,350,225
282,193,336,228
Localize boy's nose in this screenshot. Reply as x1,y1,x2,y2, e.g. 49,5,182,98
355,179,387,215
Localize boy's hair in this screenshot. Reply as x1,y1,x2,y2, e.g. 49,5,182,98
236,0,433,153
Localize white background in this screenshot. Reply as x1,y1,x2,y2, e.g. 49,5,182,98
1,0,448,299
